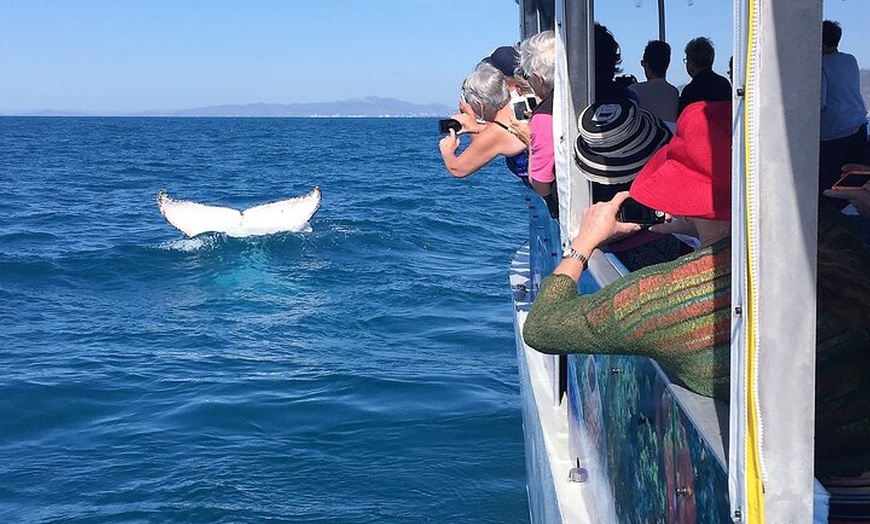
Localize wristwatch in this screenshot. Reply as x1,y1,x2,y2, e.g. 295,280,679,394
562,246,589,269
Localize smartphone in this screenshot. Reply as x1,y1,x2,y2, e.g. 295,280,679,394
512,96,539,121
527,96,538,112
831,171,870,190
617,198,666,226
438,118,462,134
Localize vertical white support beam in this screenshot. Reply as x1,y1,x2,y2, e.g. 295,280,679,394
553,0,592,242
732,0,822,521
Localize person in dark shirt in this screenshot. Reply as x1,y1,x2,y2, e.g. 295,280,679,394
594,23,639,104
818,21,868,195
678,37,731,115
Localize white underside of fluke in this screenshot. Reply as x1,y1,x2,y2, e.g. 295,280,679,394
157,187,321,238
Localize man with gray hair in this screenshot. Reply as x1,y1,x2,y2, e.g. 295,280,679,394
678,36,731,115
518,30,558,217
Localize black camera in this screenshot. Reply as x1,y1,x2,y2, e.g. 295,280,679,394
438,118,462,134
617,198,666,226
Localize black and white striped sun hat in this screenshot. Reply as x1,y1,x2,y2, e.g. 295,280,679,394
574,99,673,185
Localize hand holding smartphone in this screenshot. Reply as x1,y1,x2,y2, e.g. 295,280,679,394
512,96,539,121
831,171,870,190
824,168,870,217
438,118,462,135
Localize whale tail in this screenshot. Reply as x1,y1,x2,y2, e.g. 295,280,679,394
157,187,322,238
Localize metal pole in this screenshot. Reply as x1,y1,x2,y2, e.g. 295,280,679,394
658,0,666,41
539,0,556,31
520,0,539,37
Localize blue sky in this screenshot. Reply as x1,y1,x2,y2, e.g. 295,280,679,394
1,0,867,114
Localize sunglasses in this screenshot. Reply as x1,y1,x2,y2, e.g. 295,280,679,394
514,67,531,80
460,82,484,118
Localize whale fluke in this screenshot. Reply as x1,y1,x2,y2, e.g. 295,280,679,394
157,187,322,238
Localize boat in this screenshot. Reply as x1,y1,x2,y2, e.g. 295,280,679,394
509,0,862,522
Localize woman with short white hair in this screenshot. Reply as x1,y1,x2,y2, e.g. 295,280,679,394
518,30,555,99
516,30,558,217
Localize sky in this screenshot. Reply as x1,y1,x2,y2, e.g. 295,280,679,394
1,0,868,114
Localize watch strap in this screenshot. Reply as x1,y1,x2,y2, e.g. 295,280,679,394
562,247,589,269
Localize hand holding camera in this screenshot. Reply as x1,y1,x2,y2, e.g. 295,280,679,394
438,111,483,135
438,119,462,135
616,197,666,227
512,96,538,121
571,192,643,255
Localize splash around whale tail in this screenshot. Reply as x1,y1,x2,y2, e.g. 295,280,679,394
157,186,322,238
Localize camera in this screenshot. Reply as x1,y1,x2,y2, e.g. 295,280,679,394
438,118,462,134
512,96,539,121
617,198,666,226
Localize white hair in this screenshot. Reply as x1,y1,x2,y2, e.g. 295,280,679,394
461,62,509,122
519,30,556,96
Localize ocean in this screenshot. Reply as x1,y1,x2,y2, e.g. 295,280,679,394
0,117,531,523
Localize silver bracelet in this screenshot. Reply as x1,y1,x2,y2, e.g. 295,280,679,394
562,247,589,269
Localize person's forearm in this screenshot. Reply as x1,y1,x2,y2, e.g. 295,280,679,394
440,151,475,178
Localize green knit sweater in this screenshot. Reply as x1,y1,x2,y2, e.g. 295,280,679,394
524,238,733,397
523,236,870,478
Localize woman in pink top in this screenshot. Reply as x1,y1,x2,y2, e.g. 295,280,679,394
517,31,558,217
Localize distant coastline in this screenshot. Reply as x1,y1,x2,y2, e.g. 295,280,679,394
8,71,869,117
1,96,455,118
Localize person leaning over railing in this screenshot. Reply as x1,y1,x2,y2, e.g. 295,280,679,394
522,101,870,519
438,62,530,186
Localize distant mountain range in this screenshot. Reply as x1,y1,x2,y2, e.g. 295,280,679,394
8,96,455,118
8,73,870,117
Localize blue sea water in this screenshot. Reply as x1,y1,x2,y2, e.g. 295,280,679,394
0,117,532,523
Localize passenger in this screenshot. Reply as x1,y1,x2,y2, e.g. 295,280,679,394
516,30,559,218
677,37,731,115
819,21,868,195
438,62,529,185
523,101,870,495
482,46,524,98
573,98,672,188
593,23,639,104
574,28,679,268
629,40,679,123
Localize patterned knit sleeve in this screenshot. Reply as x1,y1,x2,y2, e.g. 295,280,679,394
523,244,733,398
523,273,621,354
